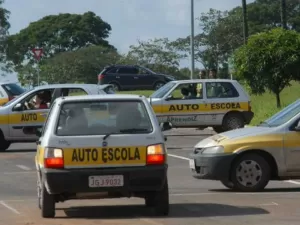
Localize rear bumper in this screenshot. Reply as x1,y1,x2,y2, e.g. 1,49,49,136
243,111,254,124
42,165,167,195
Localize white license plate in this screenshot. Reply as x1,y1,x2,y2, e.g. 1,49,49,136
88,175,124,187
189,159,195,170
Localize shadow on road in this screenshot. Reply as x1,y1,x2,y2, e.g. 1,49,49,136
56,203,269,219
5,149,36,153
209,187,300,193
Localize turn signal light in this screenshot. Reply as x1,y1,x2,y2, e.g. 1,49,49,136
44,148,64,168
146,144,166,165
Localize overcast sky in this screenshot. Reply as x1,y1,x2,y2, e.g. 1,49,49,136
3,0,253,82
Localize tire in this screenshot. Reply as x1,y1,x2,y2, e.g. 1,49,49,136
222,112,244,132
213,126,224,133
109,82,121,92
220,179,235,189
153,81,165,90
230,153,271,192
152,180,169,216
40,182,55,218
0,132,11,152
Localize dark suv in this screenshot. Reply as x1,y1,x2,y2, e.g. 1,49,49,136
98,65,176,91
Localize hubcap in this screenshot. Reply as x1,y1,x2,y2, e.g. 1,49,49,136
236,160,262,187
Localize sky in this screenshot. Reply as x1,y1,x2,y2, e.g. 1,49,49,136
2,0,252,82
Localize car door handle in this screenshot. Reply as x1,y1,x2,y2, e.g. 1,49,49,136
116,76,120,78
134,77,138,79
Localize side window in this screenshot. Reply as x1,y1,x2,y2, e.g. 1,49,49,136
63,88,88,96
107,68,117,73
206,82,239,98
20,89,54,111
168,83,203,100
117,67,139,74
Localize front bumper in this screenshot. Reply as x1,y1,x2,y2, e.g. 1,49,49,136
42,165,167,195
190,153,236,180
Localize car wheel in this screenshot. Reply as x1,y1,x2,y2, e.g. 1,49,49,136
109,82,120,92
220,179,235,189
230,153,271,192
152,180,169,216
222,112,244,131
154,81,165,90
0,133,11,152
40,183,55,218
212,126,224,133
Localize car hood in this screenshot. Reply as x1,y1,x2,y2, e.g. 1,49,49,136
194,126,275,149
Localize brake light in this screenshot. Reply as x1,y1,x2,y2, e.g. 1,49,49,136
44,148,64,168
146,144,166,165
98,74,104,80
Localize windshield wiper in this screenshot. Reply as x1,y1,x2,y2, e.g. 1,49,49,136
103,132,118,140
119,128,150,133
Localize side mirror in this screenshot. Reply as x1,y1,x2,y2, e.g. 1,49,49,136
13,103,22,111
294,121,300,131
165,95,172,101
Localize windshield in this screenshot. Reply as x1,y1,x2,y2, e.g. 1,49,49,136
2,83,25,96
55,100,153,136
260,99,300,127
150,81,176,98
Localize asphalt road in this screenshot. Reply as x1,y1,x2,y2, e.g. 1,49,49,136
1,128,300,225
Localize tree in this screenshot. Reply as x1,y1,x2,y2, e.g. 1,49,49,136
233,28,300,108
39,46,120,84
0,0,11,72
6,11,114,67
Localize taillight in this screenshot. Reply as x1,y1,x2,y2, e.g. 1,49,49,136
98,74,104,80
248,101,252,111
146,144,166,165
44,148,64,169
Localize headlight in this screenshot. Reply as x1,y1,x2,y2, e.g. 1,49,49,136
201,146,224,154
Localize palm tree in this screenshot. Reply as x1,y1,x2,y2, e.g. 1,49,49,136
280,0,287,29
242,0,249,44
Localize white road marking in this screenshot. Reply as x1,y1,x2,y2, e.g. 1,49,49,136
285,180,300,185
16,165,31,171
168,154,189,161
0,201,20,214
2,171,34,175
259,202,278,206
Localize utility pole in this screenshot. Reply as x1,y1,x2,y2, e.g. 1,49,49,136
280,0,287,29
190,0,195,79
242,0,249,44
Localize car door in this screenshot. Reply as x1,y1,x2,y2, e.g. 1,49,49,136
115,67,137,90
136,67,156,89
159,82,206,127
284,118,300,172
9,88,54,140
205,81,241,125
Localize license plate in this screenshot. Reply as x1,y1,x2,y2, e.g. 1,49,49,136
189,159,195,170
88,175,124,187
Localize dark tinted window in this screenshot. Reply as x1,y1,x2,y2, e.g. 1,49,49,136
206,82,239,98
107,68,117,73
2,83,25,96
117,67,139,74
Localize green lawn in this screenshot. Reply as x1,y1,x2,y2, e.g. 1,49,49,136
117,81,300,126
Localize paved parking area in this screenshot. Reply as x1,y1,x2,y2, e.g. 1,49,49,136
1,129,300,225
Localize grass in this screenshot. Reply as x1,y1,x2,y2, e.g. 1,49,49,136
117,81,300,126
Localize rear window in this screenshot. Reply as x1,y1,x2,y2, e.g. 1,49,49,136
2,83,25,96
55,100,153,136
